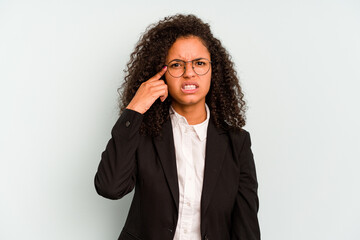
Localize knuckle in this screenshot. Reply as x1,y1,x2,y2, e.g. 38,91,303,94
144,82,152,89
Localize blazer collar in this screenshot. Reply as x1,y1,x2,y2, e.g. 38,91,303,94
153,119,179,211
201,118,228,216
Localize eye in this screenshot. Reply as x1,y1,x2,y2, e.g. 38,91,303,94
169,61,184,69
194,60,207,67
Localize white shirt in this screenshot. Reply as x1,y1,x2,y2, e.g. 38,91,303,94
170,105,210,240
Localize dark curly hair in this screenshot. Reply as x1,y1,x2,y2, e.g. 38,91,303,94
118,14,247,136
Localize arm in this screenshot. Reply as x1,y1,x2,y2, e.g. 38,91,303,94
231,131,261,239
94,109,143,200
94,67,168,199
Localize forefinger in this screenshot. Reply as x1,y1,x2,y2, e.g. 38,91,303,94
147,66,167,83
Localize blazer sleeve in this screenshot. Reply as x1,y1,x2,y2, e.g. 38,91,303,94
94,109,143,200
231,131,261,240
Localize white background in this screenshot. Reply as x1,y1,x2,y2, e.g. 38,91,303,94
1,0,359,239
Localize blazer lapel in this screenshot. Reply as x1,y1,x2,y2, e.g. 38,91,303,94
153,119,179,211
201,119,228,216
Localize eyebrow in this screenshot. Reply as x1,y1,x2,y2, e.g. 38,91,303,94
168,57,210,62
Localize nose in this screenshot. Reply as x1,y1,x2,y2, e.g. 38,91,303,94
183,61,196,78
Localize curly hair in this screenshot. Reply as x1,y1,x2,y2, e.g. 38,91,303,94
118,14,247,136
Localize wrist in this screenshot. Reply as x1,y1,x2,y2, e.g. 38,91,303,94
126,104,145,114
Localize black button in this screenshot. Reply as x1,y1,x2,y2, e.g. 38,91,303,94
204,234,209,240
125,121,131,127
167,228,173,233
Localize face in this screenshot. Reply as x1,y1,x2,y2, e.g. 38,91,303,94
165,36,211,111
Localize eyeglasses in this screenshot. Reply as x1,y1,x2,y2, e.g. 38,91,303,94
165,58,211,78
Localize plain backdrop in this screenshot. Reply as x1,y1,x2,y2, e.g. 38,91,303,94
1,0,359,239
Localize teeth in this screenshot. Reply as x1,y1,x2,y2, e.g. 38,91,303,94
184,85,196,90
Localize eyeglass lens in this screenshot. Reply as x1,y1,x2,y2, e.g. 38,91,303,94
167,59,211,78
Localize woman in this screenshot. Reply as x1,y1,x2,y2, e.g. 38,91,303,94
95,14,260,240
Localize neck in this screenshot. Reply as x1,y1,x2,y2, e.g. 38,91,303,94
171,103,207,125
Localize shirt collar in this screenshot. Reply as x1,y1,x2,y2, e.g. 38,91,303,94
169,104,210,142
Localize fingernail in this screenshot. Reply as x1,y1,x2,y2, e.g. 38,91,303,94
163,66,167,70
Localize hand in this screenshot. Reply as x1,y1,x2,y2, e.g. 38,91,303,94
126,66,168,114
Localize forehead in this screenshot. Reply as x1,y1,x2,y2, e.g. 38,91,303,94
166,36,210,61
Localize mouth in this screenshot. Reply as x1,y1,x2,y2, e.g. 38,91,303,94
181,82,199,93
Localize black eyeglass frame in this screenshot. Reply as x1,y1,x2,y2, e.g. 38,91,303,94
165,58,212,78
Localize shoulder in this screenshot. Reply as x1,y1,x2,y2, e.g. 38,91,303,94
227,128,252,153
228,128,250,141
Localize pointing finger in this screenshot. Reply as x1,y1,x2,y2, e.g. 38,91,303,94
148,66,167,82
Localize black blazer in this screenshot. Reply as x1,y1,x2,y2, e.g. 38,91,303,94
95,109,260,240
